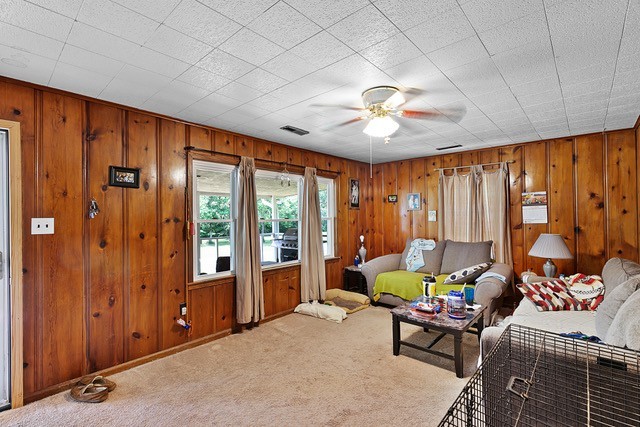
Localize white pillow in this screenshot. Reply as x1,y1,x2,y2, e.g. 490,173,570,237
294,302,347,323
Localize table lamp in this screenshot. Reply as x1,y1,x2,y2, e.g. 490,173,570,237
528,234,573,277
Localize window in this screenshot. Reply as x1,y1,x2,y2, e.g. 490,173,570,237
255,170,301,265
192,160,235,279
318,177,335,257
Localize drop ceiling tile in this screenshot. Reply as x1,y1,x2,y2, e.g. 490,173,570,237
67,22,139,63
112,0,183,22
218,28,284,66
461,0,543,33
269,81,322,104
177,66,231,92
164,0,241,46
198,0,277,25
445,58,508,98
289,31,353,69
0,0,74,41
215,104,270,125
521,98,565,114
49,62,112,98
58,45,125,78
616,54,640,75
261,51,316,81
0,21,64,60
607,93,640,108
313,54,396,93
360,33,422,70
117,65,172,91
236,68,288,93
215,81,263,102
516,88,562,107
564,89,610,106
327,4,399,52
510,76,560,98
196,49,255,80
285,0,369,28
143,79,209,113
383,56,441,87
127,47,191,79
492,40,556,86
99,78,159,107
144,25,213,65
479,10,548,55
374,0,458,31
248,2,321,49
246,94,292,112
562,77,612,98
27,0,84,18
0,44,56,85
175,108,214,124
427,36,489,71
404,7,474,54
139,99,184,117
77,0,158,44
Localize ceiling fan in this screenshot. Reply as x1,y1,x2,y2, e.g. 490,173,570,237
313,86,465,143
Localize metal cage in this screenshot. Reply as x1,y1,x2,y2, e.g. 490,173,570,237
440,324,640,426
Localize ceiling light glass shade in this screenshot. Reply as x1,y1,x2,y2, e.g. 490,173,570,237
362,116,399,138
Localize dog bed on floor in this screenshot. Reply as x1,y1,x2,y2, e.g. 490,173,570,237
325,289,370,314
294,301,347,323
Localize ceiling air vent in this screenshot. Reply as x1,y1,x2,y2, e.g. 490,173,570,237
280,125,309,136
436,144,463,151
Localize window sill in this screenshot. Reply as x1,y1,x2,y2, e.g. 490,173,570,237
192,271,234,283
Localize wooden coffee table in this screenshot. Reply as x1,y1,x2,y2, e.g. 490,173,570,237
391,301,486,378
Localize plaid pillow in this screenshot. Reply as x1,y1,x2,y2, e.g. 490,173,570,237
517,281,596,312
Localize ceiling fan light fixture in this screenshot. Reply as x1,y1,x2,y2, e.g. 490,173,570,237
362,116,399,138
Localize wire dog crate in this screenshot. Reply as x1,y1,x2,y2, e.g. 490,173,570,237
440,324,640,426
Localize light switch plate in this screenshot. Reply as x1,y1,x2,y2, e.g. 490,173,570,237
428,210,437,222
31,218,54,234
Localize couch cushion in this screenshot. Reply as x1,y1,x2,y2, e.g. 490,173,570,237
601,258,640,293
398,239,446,275
440,240,493,274
604,290,640,351
595,276,640,338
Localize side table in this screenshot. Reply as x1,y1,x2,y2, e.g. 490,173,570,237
343,265,368,296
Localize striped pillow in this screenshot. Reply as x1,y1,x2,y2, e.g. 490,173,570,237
517,281,595,311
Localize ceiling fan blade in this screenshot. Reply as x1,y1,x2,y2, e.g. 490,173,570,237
310,103,365,111
324,116,366,131
383,91,406,109
399,107,466,123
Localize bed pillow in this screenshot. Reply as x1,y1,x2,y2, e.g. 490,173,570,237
517,281,596,312
444,262,492,284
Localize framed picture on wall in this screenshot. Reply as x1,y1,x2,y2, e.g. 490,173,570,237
350,178,360,209
109,166,140,188
407,193,421,211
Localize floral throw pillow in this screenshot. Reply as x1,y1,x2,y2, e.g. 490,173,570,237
444,262,492,284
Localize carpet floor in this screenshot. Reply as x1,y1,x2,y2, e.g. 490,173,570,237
0,306,479,426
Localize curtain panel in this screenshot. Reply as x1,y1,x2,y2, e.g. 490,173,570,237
234,157,264,324
438,163,512,266
300,167,326,301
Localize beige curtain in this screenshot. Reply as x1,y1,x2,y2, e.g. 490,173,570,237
234,157,264,324
300,167,326,302
438,163,512,266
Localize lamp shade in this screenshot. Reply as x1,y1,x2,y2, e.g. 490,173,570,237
528,234,573,259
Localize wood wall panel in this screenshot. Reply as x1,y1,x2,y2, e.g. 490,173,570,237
410,159,427,239
371,164,384,259
254,139,272,161
271,143,287,163
234,135,252,157
426,157,441,239
548,138,576,275
575,134,607,273
382,162,398,254
126,112,159,360
87,103,125,372
40,93,85,387
188,126,211,151
606,130,638,261
0,82,38,394
522,142,548,273
214,281,234,332
188,286,215,339
397,160,411,246
213,131,234,155
159,120,187,349
500,146,525,275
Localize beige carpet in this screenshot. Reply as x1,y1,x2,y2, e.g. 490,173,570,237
0,306,479,426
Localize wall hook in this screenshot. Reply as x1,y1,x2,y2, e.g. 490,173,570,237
88,198,100,219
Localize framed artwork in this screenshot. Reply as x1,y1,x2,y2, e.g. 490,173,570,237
387,194,398,203
109,166,140,188
349,178,360,209
407,193,421,211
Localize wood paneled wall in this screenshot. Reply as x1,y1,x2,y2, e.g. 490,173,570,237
0,78,369,399
369,130,640,278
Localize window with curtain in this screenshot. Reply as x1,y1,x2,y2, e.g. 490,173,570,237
192,160,236,279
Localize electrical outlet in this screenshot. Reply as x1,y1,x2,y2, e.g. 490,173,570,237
179,302,187,316
31,218,55,235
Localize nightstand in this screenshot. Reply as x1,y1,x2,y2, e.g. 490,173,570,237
343,265,368,296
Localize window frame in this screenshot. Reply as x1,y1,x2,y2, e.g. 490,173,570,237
317,176,336,258
192,160,237,282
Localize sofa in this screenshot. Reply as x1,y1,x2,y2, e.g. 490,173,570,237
361,239,513,327
480,257,640,356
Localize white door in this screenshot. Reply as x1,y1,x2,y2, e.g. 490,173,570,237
0,129,9,409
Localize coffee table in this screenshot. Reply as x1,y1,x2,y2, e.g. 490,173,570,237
391,301,486,378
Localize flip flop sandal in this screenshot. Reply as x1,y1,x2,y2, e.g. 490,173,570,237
77,375,117,392
70,383,109,403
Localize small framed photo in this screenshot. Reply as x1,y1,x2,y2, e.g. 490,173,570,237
349,178,360,209
109,166,140,188
387,194,398,203
407,193,421,211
